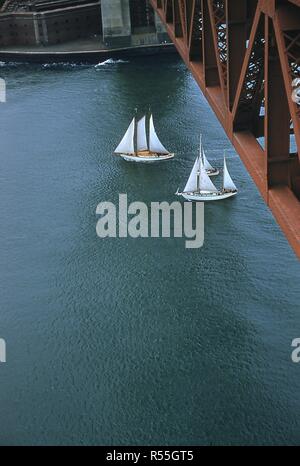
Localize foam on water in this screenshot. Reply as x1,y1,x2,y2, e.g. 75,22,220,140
94,58,129,67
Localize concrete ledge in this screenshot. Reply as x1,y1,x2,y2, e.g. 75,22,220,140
102,35,132,48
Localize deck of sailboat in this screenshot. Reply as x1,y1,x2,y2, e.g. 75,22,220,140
180,190,237,202
136,150,170,157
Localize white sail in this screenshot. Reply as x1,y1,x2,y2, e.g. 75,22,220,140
184,156,199,193
149,115,169,154
202,150,214,171
199,158,219,192
137,116,148,152
223,156,237,191
114,118,135,154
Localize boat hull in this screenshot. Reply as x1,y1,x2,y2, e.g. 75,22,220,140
118,153,174,163
177,190,237,202
207,169,219,177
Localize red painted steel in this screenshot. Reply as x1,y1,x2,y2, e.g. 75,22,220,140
150,0,300,258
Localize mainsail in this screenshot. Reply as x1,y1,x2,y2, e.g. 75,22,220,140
223,156,237,191
137,116,148,152
114,118,135,154
149,115,169,154
199,158,219,193
184,156,199,193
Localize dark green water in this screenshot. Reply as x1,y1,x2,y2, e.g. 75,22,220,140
0,56,299,446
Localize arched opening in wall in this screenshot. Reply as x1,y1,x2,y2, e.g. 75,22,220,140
129,0,155,34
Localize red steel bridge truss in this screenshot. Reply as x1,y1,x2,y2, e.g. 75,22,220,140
150,0,300,258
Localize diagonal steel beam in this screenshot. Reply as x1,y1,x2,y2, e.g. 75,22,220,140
150,0,300,258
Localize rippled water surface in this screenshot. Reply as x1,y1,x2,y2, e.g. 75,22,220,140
0,56,299,445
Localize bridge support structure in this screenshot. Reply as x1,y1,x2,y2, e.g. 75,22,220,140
150,0,300,258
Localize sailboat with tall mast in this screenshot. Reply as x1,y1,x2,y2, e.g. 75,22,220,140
176,149,237,201
197,134,219,176
202,149,219,176
114,114,174,163
222,152,238,195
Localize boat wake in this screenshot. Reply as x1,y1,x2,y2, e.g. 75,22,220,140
0,61,26,67
0,59,129,69
94,59,129,67
43,62,81,68
0,61,87,68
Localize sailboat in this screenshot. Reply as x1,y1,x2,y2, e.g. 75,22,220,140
202,150,219,176
222,154,238,195
198,134,219,176
176,150,237,201
114,114,174,163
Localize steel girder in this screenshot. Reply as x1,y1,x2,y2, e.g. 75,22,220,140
150,0,300,258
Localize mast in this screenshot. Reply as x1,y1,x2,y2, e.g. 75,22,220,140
196,155,200,192
223,150,226,188
134,108,138,156
200,133,206,165
199,133,203,163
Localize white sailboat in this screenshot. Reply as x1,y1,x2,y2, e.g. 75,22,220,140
176,150,237,201
114,114,174,163
202,149,219,176
222,153,238,195
198,134,219,176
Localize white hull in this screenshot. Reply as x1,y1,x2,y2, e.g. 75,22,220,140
176,190,237,202
119,153,174,163
207,169,219,177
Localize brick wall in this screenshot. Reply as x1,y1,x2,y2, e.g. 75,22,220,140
0,2,102,46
